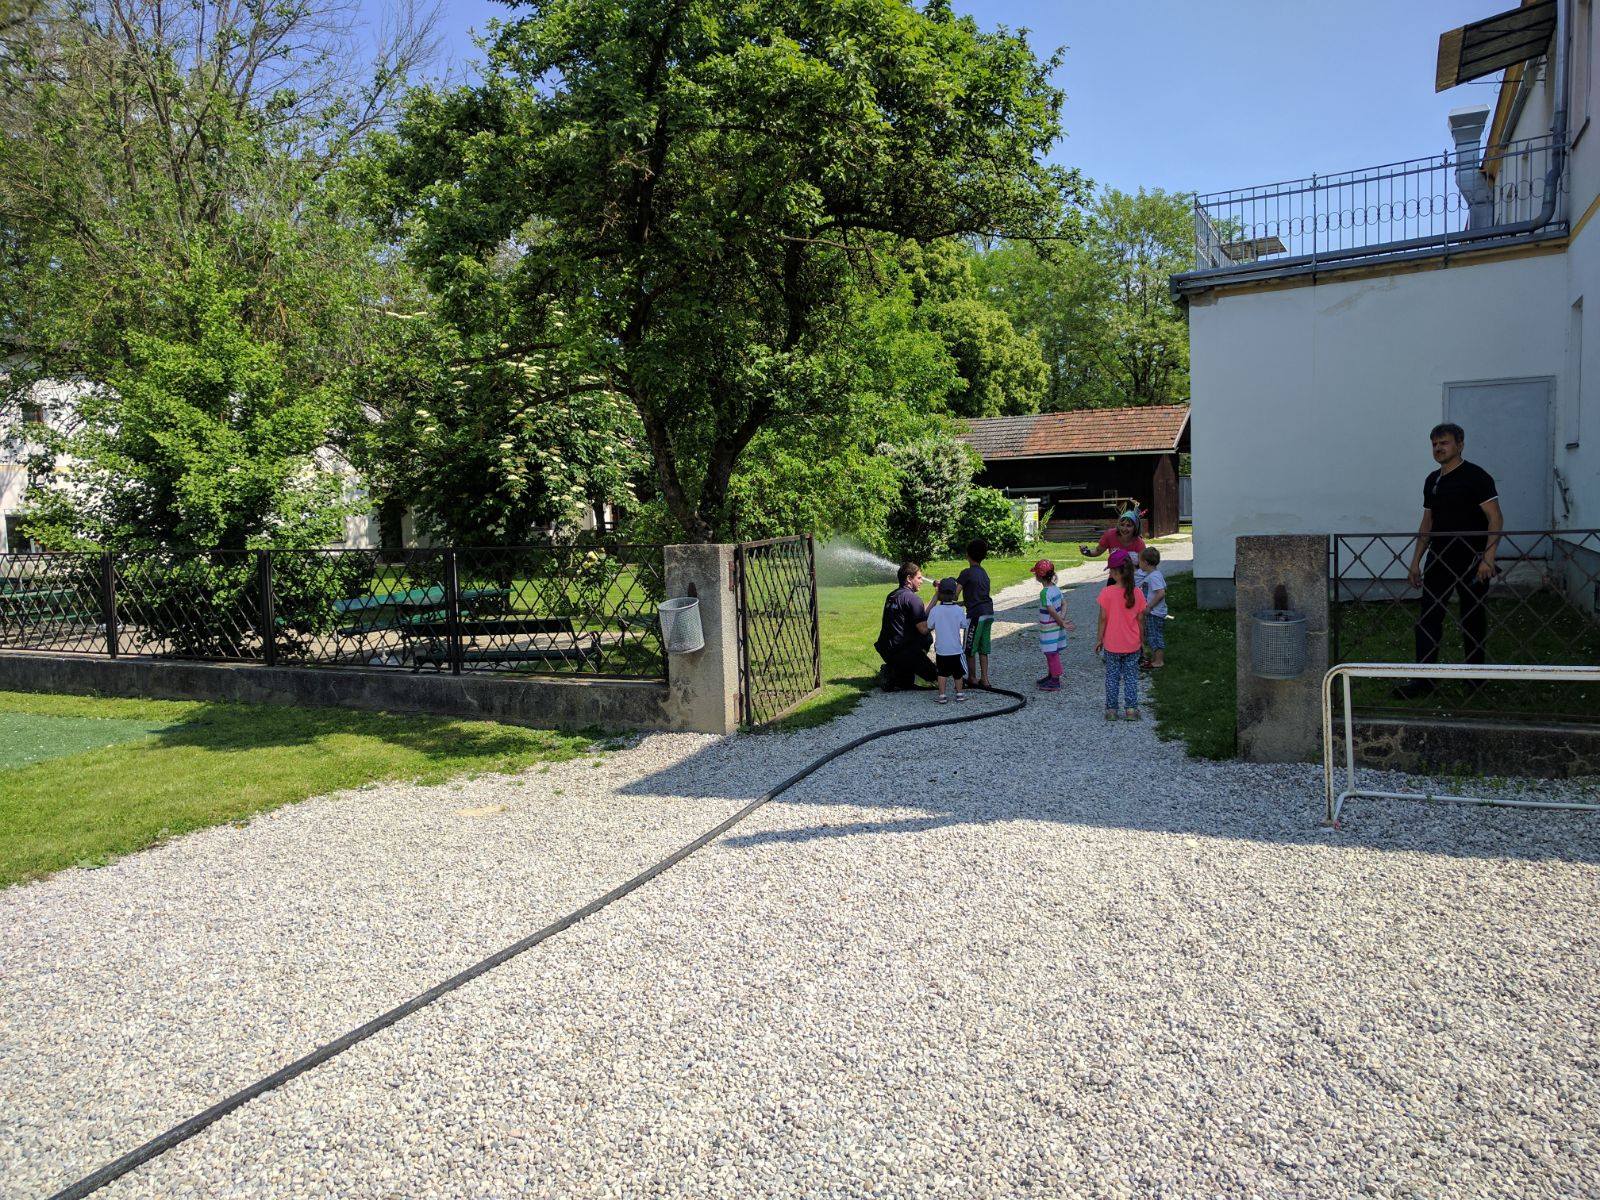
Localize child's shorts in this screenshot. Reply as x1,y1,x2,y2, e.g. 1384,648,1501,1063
966,614,994,657
1144,613,1166,650
935,653,966,679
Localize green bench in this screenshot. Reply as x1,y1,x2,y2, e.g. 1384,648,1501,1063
404,617,601,671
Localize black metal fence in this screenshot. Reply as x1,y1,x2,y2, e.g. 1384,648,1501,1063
735,535,822,726
1330,530,1600,723
0,542,668,680
1192,134,1564,272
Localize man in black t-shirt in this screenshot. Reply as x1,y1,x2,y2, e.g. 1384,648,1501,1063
1401,423,1503,693
875,561,935,691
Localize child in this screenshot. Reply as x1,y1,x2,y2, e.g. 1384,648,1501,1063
1096,549,1148,720
926,577,970,705
957,538,994,689
1136,546,1168,670
1033,559,1074,691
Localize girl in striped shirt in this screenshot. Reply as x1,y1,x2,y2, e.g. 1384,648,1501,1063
1033,559,1075,691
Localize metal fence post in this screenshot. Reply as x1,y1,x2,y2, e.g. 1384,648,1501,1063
257,549,277,666
101,553,119,658
1328,535,1339,664
806,534,822,691
734,542,750,725
1309,172,1318,271
444,548,463,676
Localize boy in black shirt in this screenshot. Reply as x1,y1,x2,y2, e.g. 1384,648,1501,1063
1400,423,1503,695
957,539,995,689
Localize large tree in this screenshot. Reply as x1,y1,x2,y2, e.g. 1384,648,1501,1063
1,0,436,550
371,0,1082,542
976,187,1192,411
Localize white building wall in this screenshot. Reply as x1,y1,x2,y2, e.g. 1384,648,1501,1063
1189,251,1570,594
1562,210,1599,532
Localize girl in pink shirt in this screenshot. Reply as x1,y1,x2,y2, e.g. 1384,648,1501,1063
1096,549,1148,720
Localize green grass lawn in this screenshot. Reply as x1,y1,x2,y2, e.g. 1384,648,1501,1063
1149,574,1237,759
777,549,1084,728
0,690,597,889
1335,590,1600,720
1147,570,1600,762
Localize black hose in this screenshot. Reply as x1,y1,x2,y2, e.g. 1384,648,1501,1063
47,684,1026,1200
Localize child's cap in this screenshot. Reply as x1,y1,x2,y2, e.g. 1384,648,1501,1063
937,576,959,600
1032,558,1055,580
1107,548,1135,571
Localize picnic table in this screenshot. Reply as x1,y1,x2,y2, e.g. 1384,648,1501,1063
332,587,509,635
0,586,98,627
405,617,602,671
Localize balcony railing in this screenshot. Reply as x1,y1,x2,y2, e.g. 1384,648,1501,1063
1188,134,1565,275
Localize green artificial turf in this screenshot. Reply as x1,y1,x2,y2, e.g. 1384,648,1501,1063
0,690,596,888
0,710,177,770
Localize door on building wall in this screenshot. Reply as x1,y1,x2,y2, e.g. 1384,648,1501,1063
1444,379,1554,548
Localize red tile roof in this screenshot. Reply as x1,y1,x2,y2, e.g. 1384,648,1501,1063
962,405,1190,460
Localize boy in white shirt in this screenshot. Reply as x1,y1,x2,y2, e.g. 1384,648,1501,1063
926,577,970,704
1136,547,1168,669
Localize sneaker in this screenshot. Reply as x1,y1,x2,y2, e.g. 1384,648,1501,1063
1036,676,1053,688
935,695,948,705
954,691,969,703
1037,678,1061,692
1124,708,1141,721
1104,708,1118,721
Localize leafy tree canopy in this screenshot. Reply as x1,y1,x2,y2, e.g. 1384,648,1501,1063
1,0,436,550
370,0,1083,541
976,187,1191,411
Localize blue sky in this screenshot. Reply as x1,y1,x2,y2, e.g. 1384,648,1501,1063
379,0,1510,196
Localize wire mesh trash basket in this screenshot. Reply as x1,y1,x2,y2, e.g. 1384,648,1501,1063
658,596,704,654
1251,609,1307,679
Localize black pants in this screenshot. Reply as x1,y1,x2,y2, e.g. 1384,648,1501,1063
877,642,936,690
1415,546,1489,664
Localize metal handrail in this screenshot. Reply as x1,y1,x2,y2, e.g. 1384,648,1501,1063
1321,662,1600,825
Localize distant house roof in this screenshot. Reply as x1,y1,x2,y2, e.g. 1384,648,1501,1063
962,405,1190,460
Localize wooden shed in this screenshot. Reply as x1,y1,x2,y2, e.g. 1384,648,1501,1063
962,405,1192,538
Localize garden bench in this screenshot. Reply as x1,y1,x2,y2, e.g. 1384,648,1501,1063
332,586,508,637
403,617,602,671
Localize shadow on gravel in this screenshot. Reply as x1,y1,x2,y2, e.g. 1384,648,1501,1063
622,586,1600,868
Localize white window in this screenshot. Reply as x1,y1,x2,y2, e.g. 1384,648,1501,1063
3,514,40,554
1568,297,1585,449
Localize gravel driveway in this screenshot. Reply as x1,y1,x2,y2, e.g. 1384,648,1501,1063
4,538,1598,1199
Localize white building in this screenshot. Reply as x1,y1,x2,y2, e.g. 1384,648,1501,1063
1175,0,1597,608
0,383,384,553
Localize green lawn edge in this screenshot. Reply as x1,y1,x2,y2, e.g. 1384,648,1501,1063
0,690,599,889
1149,573,1238,760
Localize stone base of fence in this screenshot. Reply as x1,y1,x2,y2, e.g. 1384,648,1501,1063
0,651,699,733
1339,715,1600,779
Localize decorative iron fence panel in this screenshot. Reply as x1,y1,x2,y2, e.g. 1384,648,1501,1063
735,535,822,726
116,551,264,661
1192,134,1564,272
0,541,668,681
0,552,110,654
1329,530,1600,724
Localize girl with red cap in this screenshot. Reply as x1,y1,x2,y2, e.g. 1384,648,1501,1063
1032,558,1074,691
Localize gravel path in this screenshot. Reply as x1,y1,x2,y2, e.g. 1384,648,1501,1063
4,537,1599,1199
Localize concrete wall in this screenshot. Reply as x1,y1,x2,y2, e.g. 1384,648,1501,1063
1234,535,1329,762
1189,250,1571,606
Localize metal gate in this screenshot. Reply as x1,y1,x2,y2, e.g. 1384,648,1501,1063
734,535,822,726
